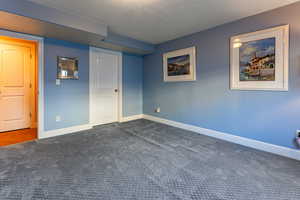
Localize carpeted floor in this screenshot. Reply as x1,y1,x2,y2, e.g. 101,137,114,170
0,119,300,200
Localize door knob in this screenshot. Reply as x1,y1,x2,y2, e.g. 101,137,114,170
114,89,118,92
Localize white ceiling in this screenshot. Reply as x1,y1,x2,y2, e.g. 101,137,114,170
28,0,299,44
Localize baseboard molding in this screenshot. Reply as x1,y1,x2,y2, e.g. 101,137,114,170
143,114,300,161
120,114,144,123
39,124,93,139
39,114,143,139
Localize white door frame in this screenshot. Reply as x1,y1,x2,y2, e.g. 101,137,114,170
89,47,123,125
0,29,44,139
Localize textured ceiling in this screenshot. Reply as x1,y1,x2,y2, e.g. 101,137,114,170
27,0,300,44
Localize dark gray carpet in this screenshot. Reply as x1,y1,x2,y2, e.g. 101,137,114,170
1,119,300,200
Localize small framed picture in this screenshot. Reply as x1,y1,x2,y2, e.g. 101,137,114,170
230,25,289,91
57,56,79,79
163,47,196,82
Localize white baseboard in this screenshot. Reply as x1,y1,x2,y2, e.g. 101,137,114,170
143,114,300,161
39,124,93,139
39,114,144,139
120,114,144,123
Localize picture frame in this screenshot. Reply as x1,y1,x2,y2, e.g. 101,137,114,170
57,56,79,80
163,46,196,82
230,25,289,91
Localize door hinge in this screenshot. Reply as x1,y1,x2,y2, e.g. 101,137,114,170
30,54,33,59
29,112,32,118
29,83,32,88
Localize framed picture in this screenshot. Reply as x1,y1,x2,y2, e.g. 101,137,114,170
57,56,79,79
163,47,196,82
230,25,289,91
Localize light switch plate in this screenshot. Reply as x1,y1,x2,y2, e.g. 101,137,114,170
56,115,61,122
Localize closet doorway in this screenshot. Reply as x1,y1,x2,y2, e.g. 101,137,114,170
0,36,38,146
89,47,122,126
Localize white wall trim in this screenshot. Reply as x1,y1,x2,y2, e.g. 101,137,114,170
40,124,93,139
143,114,300,161
120,114,143,123
89,47,123,126
118,52,123,123
0,30,45,139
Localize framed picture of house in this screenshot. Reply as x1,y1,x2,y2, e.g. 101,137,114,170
230,25,289,91
57,56,79,79
163,47,196,82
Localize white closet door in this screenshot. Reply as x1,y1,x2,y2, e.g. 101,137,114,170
90,49,119,125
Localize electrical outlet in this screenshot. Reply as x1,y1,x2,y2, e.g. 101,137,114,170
295,130,300,148
56,115,61,122
155,107,161,113
56,79,61,85
296,130,300,138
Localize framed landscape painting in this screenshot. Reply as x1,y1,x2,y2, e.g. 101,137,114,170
163,47,196,82
230,25,289,91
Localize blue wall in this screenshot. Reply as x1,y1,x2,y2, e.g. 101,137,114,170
44,38,143,130
44,38,89,131
143,2,300,149
123,54,143,117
